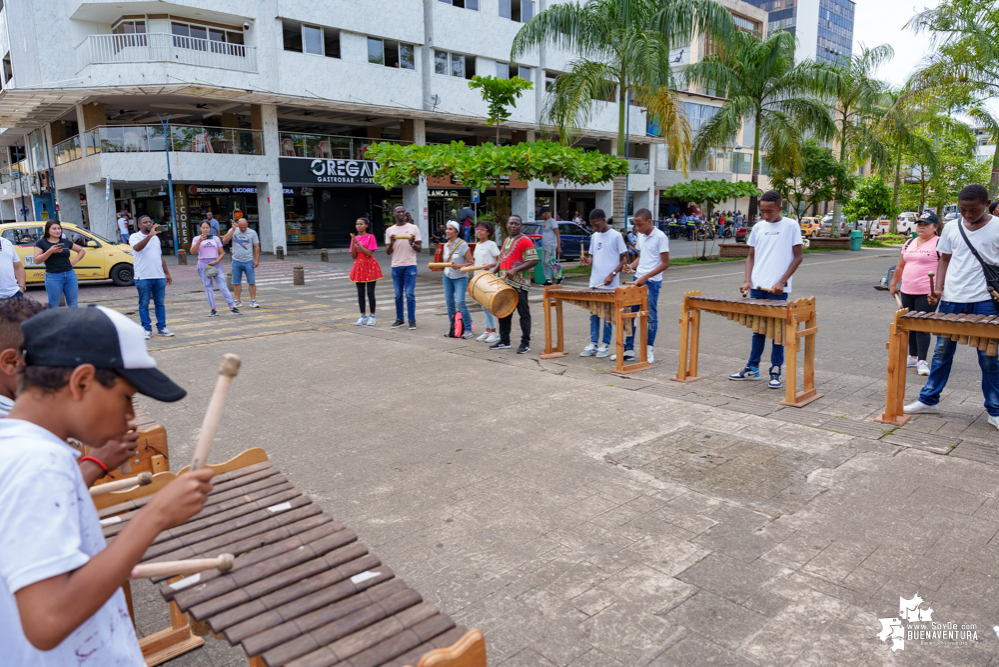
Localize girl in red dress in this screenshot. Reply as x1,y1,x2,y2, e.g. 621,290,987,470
349,217,383,325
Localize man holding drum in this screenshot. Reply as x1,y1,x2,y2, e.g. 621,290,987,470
488,215,538,354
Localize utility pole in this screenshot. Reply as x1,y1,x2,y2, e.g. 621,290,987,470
158,114,180,255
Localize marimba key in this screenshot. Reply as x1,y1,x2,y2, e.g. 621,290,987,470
379,625,469,667
978,337,989,352
989,339,999,356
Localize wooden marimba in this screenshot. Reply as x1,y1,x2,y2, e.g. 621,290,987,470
88,403,170,487
673,291,823,407
877,309,999,426
539,284,652,374
96,449,485,667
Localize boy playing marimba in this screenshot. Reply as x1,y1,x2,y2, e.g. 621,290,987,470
0,306,214,665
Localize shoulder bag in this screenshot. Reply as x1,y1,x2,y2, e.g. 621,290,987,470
957,221,999,300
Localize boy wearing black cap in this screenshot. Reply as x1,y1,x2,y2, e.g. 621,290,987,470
0,305,214,664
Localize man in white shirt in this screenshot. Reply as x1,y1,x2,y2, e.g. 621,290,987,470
580,209,627,358
906,184,999,428
618,208,669,363
0,236,25,300
730,191,803,388
129,216,174,339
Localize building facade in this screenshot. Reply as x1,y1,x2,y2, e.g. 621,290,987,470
743,0,854,64
0,0,764,252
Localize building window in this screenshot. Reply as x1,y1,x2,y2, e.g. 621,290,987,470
439,0,479,10
732,14,760,33
172,20,244,54
1,53,10,85
112,19,146,35
545,70,558,92
496,62,530,81
283,20,339,58
368,38,384,64
499,0,534,22
435,49,474,78
370,39,415,69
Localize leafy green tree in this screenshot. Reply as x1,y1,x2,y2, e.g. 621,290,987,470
468,75,534,145
770,140,855,221
684,30,836,225
898,125,988,219
661,179,761,257
843,175,896,236
965,103,999,198
908,0,999,99
511,0,736,223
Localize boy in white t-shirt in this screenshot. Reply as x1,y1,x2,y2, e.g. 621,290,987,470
906,184,999,429
580,209,628,358
0,306,214,666
730,191,803,388
616,208,669,364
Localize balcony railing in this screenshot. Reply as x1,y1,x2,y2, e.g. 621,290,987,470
0,161,27,185
54,135,87,165
280,133,410,161
78,33,257,73
51,126,265,164
628,158,650,174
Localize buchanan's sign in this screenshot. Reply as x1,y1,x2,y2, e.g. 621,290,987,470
279,157,380,185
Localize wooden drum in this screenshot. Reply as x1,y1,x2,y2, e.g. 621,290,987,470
468,272,518,319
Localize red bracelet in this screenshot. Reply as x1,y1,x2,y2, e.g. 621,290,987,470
80,456,108,473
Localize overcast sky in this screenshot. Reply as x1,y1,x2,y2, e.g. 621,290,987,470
850,0,940,86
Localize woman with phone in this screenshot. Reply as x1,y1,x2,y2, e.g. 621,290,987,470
349,216,382,325
190,221,241,317
33,221,86,308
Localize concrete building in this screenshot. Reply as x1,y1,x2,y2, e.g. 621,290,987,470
0,0,764,252
743,0,854,64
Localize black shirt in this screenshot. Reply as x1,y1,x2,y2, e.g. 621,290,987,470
34,238,74,273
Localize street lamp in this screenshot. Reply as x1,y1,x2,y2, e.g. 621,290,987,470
157,114,180,255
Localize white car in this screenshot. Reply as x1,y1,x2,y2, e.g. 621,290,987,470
897,212,918,233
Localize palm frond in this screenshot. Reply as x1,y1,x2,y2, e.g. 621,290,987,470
540,60,618,145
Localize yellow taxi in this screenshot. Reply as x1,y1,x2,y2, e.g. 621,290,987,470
0,222,135,286
799,217,821,237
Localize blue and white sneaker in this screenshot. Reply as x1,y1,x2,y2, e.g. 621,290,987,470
768,368,782,389
366,315,376,326
729,367,760,381
354,316,368,326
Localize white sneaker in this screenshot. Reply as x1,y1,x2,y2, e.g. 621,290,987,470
989,415,999,431
904,400,938,414
916,360,929,376
610,350,637,362
250,300,260,308
143,330,151,339
580,344,597,357
476,332,489,342
906,355,918,368
485,332,500,343
233,300,242,308
354,316,367,326
648,346,655,364
595,344,610,358
366,315,376,326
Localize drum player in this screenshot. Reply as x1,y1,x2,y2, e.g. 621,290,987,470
487,215,538,354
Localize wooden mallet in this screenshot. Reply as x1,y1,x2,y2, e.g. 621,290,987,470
89,471,152,497
130,553,234,579
928,271,936,297
460,264,488,273
190,354,241,471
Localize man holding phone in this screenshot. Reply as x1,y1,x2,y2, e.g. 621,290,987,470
129,216,173,339
223,218,261,308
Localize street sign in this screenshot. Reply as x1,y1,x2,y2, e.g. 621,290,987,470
105,176,111,202
471,188,480,204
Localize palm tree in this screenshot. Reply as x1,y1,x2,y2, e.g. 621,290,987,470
684,30,837,224
511,0,735,223
907,0,999,95
965,104,999,199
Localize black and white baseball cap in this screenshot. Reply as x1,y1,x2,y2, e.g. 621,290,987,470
22,305,186,402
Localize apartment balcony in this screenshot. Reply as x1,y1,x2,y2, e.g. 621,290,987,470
77,33,258,74
628,158,650,174
279,133,410,161
54,125,264,166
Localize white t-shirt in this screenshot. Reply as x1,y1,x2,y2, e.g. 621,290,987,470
473,240,500,276
588,229,627,289
635,228,669,282
0,237,21,298
0,395,13,417
0,420,143,666
117,217,129,236
748,217,803,293
936,217,999,303
129,232,165,281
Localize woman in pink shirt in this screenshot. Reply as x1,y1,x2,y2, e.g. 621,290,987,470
190,221,241,317
890,211,941,375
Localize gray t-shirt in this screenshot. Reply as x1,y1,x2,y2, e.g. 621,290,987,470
541,219,559,247
230,228,259,263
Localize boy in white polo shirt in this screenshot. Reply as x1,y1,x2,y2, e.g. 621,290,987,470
730,191,803,388
0,306,213,665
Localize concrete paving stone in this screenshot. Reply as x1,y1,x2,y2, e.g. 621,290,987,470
950,441,999,465
767,409,831,428
566,648,626,667
620,534,711,577
708,503,774,530
663,590,770,652
722,400,779,417
570,586,621,617
677,552,790,604
543,561,613,600
738,588,848,666
649,634,758,667
800,544,872,584
762,531,830,569
588,503,645,530
596,564,697,615
693,522,781,563
785,570,875,607
616,511,699,544
517,588,590,625
498,648,559,667
785,604,895,667
840,566,891,595
861,546,960,593
882,428,961,455
816,416,892,439
578,602,683,666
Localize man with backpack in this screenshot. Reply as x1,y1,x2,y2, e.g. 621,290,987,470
905,184,999,429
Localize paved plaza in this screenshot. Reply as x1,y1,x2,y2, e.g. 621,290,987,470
75,246,999,666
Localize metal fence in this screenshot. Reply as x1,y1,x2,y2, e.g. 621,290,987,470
279,133,410,161
80,33,258,73
53,125,264,163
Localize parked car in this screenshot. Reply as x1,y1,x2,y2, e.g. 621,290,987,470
799,217,822,237
521,221,592,260
1,222,135,286
735,225,747,243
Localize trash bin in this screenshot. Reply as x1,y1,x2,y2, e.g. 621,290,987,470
850,229,863,251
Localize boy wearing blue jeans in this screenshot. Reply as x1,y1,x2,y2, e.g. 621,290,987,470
580,209,627,358
618,208,669,363
730,191,803,388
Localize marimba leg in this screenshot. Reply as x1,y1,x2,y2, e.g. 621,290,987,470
779,309,824,408
539,291,567,359
672,306,701,382
137,596,205,666
876,324,911,426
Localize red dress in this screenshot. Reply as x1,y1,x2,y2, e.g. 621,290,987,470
349,234,383,282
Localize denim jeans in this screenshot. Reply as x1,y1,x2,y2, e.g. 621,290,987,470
625,279,661,350
231,260,255,285
918,300,999,416
135,278,167,332
442,274,472,330
747,289,787,371
44,270,78,308
392,265,417,321
590,314,612,345
483,307,497,330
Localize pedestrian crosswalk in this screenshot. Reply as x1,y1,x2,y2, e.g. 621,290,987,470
243,262,349,286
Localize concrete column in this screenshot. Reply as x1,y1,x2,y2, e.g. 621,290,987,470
57,187,82,223
256,104,285,253
49,121,67,145
0,199,14,222
84,182,114,237
403,180,428,242
365,126,382,139
76,103,105,131
511,185,535,223
220,113,239,129
631,189,651,215
595,190,613,216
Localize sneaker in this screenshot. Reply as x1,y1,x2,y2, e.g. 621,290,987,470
461,330,475,339
517,343,530,354
580,344,598,357
157,328,174,337
250,300,260,308
647,346,655,364
143,330,152,339
476,332,490,342
768,370,782,389
391,319,405,328
916,360,929,376
366,315,376,326
906,355,918,368
611,350,637,362
904,400,938,414
233,300,242,308
595,344,610,358
408,321,417,330
208,309,218,317
231,307,243,315
485,332,501,343
490,341,511,350
989,414,999,431
729,367,759,380
354,316,368,326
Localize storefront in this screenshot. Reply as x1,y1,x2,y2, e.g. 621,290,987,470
279,157,399,249
185,184,259,240
535,190,596,223
428,187,473,239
